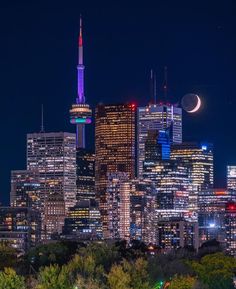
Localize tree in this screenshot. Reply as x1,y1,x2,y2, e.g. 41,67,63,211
76,275,105,289
67,253,105,284
107,264,131,289
78,242,120,272
0,243,17,270
191,252,236,289
123,258,150,289
169,275,196,289
0,268,25,289
148,252,192,285
26,242,70,270
36,264,73,289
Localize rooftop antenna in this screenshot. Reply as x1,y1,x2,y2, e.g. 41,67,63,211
40,104,44,132
150,69,154,103
163,66,168,100
153,72,157,104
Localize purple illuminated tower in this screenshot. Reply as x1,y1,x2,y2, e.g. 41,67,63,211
70,16,92,148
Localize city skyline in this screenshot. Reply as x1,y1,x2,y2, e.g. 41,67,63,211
0,0,236,204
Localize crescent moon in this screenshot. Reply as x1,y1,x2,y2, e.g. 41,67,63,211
188,95,201,113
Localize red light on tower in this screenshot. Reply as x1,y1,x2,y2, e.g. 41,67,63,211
129,103,136,111
226,202,236,211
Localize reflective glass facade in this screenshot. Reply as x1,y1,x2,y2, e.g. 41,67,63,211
95,104,135,238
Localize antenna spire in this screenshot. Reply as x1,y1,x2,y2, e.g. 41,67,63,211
153,72,157,104
150,69,154,103
163,66,168,99
40,104,44,132
78,15,83,66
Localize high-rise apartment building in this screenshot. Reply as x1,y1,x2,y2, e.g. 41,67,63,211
225,202,236,256
137,103,182,177
95,103,136,237
107,174,156,242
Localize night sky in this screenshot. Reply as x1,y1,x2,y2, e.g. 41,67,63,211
0,0,235,204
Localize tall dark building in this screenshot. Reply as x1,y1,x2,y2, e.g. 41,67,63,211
95,103,136,238
137,103,182,177
76,149,95,201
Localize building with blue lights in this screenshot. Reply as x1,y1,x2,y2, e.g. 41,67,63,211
137,103,182,177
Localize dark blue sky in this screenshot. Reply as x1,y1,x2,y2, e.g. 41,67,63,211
0,0,235,204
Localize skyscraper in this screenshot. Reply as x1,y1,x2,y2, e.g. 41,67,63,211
137,103,182,177
171,142,214,216
95,103,136,237
143,129,190,212
171,142,214,191
69,16,92,149
107,174,156,242
27,132,77,236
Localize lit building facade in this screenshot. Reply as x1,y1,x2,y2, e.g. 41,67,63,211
171,142,213,191
225,202,236,256
27,132,77,212
10,170,41,211
143,130,190,212
129,179,157,242
0,207,41,253
227,166,236,191
171,142,214,215
156,218,199,251
44,193,66,239
63,199,102,240
107,174,156,242
95,103,136,237
107,172,129,240
198,189,236,246
137,103,182,177
76,149,95,201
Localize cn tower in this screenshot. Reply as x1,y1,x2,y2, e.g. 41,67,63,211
70,16,92,148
